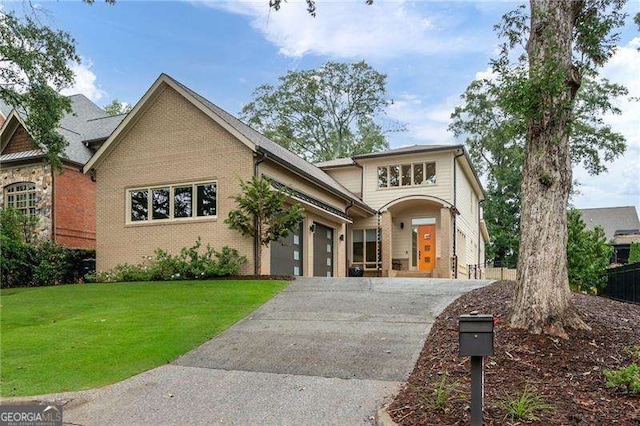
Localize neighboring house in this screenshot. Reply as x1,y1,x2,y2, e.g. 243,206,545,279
85,74,488,278
0,96,125,249
579,206,640,264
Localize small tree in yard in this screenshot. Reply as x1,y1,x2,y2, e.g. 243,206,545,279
225,176,304,275
567,210,612,294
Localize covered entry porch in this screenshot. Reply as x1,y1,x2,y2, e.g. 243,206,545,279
376,196,456,278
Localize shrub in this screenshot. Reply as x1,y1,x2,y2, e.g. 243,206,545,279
0,238,95,288
629,242,640,264
408,371,460,411
603,364,640,394
567,209,613,294
89,239,247,283
497,386,555,421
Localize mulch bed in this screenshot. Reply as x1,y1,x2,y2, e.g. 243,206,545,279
388,281,640,425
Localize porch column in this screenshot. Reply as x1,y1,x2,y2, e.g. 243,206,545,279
381,210,393,277
437,207,453,279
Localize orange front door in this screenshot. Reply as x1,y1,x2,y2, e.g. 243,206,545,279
417,224,436,272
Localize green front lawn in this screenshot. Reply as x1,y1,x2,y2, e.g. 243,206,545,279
0,280,288,397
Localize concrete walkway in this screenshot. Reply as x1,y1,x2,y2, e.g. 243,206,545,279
28,277,492,425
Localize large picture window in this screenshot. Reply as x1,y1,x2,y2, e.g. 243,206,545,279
352,228,381,270
378,161,436,188
128,181,217,223
4,182,37,217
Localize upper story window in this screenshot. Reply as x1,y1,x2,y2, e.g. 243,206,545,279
128,181,217,223
377,162,436,189
4,182,36,217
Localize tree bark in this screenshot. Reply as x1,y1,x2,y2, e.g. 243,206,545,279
510,0,590,337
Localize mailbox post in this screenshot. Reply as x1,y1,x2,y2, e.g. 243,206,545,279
459,313,494,426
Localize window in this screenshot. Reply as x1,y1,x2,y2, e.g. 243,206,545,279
377,167,388,188
4,182,36,217
377,162,436,188
352,228,381,270
128,181,217,223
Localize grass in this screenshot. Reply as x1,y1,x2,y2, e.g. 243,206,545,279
497,385,556,421
0,280,288,397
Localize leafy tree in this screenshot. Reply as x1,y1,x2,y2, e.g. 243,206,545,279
450,54,626,270
567,209,612,294
225,176,304,275
241,61,400,163
104,99,132,116
629,242,640,264
0,11,79,168
497,0,629,336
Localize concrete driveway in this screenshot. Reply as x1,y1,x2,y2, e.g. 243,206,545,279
38,277,492,425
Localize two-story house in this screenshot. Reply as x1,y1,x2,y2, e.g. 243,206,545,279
0,96,125,248
84,74,488,277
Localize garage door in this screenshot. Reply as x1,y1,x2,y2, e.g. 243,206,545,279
270,223,303,276
313,222,334,277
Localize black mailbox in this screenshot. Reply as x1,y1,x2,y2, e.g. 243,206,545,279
459,314,494,357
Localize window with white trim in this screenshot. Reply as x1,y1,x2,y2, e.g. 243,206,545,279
4,182,37,217
128,181,217,223
352,228,381,270
378,162,436,188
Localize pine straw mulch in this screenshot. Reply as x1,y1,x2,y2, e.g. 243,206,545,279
388,280,640,425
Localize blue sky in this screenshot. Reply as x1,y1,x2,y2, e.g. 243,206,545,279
5,0,640,212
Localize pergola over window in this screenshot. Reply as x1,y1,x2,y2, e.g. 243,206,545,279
4,182,37,216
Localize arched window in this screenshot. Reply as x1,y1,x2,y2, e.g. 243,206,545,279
4,182,37,216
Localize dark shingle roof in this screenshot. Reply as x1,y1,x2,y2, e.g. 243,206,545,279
0,99,12,118
579,206,640,241
0,94,125,165
315,157,356,168
353,144,456,159
168,75,372,213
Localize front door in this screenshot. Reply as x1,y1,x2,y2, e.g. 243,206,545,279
417,224,436,272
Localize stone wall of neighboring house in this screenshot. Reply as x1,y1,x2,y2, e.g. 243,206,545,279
0,163,53,241
54,164,96,249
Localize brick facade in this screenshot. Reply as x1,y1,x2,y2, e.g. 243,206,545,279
54,165,96,249
93,85,254,272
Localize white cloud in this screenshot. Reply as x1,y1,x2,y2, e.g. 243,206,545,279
200,1,482,60
573,38,640,211
385,92,458,145
60,60,106,101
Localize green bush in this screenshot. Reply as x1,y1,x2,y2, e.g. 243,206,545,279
567,209,613,293
0,238,95,289
89,239,247,283
604,364,640,394
629,242,640,264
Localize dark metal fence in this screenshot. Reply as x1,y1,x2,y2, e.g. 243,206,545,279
600,263,640,304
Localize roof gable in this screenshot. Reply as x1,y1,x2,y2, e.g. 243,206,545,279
84,74,372,213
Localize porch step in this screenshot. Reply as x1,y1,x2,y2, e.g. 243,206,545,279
394,271,434,278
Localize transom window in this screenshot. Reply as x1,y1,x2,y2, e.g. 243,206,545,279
128,181,217,223
4,182,37,217
378,162,436,189
352,228,381,270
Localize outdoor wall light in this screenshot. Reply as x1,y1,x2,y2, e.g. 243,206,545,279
400,222,404,229
309,223,316,233
339,234,345,241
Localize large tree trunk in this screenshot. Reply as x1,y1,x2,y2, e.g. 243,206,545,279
510,0,590,337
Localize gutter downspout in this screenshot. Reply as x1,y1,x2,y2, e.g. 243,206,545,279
452,150,465,279
354,161,364,198
51,165,56,243
345,201,354,277
253,151,268,275
478,199,484,279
